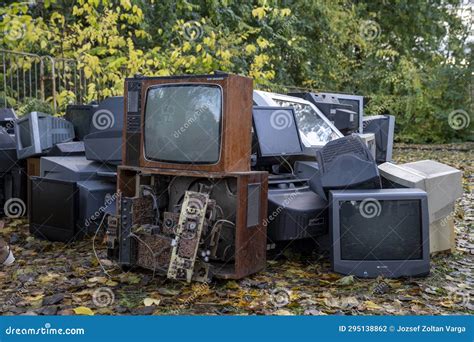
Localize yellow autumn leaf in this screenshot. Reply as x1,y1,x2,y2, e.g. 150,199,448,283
245,44,257,55
251,7,266,20
364,300,382,310
73,306,94,315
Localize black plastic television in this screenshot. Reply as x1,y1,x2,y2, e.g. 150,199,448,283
330,188,430,278
29,177,80,242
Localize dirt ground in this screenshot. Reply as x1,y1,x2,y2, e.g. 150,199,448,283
0,143,472,316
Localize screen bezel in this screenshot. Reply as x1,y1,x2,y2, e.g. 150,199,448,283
329,189,430,278
252,106,305,157
142,83,224,165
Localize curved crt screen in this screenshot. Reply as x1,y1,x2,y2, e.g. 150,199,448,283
340,200,423,260
144,85,222,163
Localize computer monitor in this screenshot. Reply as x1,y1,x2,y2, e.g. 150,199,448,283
309,135,381,200
84,130,122,165
253,91,343,153
330,188,430,278
29,177,79,242
252,106,303,158
378,160,463,223
363,115,395,163
288,92,359,134
14,112,75,160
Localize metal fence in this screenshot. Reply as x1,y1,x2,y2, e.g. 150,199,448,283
0,49,87,113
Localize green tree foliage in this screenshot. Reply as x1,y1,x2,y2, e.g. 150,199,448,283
0,0,472,142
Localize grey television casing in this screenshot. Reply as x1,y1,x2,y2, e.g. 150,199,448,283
378,160,462,223
84,129,122,165
330,188,430,278
40,156,116,181
14,112,75,160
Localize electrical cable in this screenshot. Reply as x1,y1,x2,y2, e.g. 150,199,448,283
92,213,113,278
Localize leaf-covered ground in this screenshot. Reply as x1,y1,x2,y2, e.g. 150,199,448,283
1,143,472,316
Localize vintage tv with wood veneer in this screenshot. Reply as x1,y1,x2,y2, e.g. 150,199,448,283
123,73,253,172
114,165,268,280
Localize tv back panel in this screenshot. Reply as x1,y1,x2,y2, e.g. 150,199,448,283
378,160,462,223
47,141,85,157
77,180,117,233
124,73,253,172
267,186,327,241
14,112,75,160
363,115,395,163
40,156,116,181
309,135,381,200
84,130,122,165
353,132,376,160
330,188,430,278
252,106,303,158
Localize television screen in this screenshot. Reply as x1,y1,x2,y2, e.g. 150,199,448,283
30,177,78,242
144,84,222,164
339,199,423,260
252,107,303,157
18,120,32,148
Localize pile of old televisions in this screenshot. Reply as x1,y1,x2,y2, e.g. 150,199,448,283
0,72,463,282
0,98,123,243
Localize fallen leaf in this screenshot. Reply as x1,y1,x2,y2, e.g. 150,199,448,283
364,300,382,310
336,275,355,286
144,298,161,307
73,306,94,315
